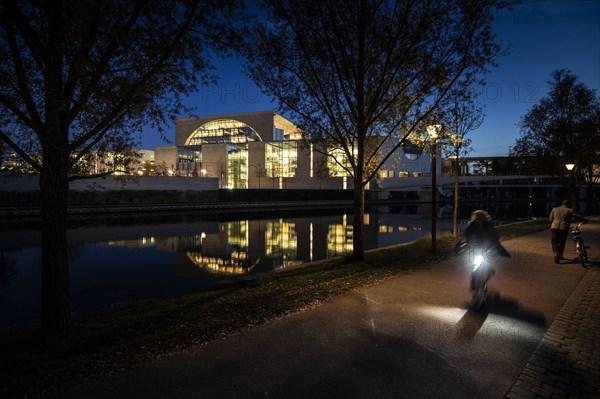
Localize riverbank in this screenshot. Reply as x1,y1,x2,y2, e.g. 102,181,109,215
0,199,357,219
0,219,550,398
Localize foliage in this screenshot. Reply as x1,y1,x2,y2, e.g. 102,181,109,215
438,88,480,161
510,69,600,211
0,1,243,169
510,69,600,173
436,87,481,237
0,0,243,342
243,0,518,259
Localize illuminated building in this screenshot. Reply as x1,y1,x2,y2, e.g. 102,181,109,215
154,110,433,190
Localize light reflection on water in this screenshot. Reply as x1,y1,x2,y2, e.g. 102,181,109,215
0,201,549,328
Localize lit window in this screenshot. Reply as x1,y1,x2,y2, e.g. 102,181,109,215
403,142,423,160
328,147,355,177
266,141,298,178
186,119,262,145
227,145,248,189
379,169,395,178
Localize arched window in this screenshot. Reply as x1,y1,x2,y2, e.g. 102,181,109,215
402,142,423,160
186,119,262,145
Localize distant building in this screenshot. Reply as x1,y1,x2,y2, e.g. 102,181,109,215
154,110,435,190
0,110,439,190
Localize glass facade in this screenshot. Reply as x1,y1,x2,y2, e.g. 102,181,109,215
328,147,353,177
227,145,248,189
177,146,202,175
265,141,298,178
402,142,423,160
186,119,262,145
177,146,201,164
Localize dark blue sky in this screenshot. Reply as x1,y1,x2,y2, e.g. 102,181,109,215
141,0,600,157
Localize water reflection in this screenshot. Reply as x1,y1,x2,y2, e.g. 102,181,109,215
0,202,550,328
92,214,368,279
90,212,439,280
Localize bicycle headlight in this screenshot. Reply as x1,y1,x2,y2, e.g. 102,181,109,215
473,255,484,270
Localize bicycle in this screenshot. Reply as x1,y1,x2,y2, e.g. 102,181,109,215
571,222,589,266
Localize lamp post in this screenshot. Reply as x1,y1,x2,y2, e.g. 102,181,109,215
565,162,576,210
427,125,441,252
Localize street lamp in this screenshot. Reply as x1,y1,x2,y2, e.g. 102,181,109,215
427,125,441,252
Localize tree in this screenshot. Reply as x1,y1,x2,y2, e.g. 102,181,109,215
0,137,5,170
0,0,241,343
243,0,517,260
510,69,600,212
438,88,481,238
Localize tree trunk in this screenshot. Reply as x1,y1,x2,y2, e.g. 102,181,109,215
453,160,459,239
40,149,71,343
352,182,365,262
568,171,578,212
38,0,71,344
585,168,595,214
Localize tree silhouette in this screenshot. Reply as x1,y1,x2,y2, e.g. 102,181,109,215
0,0,241,343
510,69,600,212
439,88,481,237
243,0,518,259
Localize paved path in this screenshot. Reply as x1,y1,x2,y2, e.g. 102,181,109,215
54,221,600,399
505,253,600,398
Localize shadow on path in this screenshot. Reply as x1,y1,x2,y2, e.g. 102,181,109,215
455,291,547,342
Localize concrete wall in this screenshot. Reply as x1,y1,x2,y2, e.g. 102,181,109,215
201,144,227,187
154,146,178,174
248,141,267,189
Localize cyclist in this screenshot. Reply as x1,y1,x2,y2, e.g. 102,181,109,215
463,210,510,290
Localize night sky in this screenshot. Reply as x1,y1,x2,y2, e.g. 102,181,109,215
140,0,600,157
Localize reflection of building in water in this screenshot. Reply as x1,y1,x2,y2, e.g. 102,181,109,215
327,214,354,258
96,213,427,277
265,219,302,269
99,214,389,278
185,252,256,275
173,215,368,276
105,236,156,249
183,221,256,275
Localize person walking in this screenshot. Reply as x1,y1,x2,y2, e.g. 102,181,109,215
549,200,586,263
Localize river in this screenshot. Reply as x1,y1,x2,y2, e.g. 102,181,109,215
0,201,554,329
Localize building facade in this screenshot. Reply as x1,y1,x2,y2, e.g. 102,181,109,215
154,110,435,190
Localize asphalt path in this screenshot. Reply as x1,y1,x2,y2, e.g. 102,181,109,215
54,220,599,399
